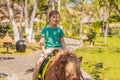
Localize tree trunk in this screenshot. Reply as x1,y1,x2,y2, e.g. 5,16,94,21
28,0,38,42
101,8,105,33
90,40,94,47
80,0,85,47
55,0,60,13
57,0,60,13
52,0,55,10
104,12,110,44
19,4,24,40
6,0,19,42
24,0,29,39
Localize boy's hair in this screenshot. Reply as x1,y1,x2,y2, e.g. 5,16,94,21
46,10,60,25
48,10,60,18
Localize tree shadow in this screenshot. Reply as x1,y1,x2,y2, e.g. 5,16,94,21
0,57,15,61
25,67,34,74
1,52,12,54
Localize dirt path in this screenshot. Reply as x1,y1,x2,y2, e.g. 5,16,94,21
0,38,93,80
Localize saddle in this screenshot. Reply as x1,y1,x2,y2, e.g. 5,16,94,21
37,49,59,80
39,53,54,74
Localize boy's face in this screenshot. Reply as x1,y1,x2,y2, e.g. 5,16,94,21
49,14,60,25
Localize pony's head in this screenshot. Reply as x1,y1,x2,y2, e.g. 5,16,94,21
55,51,83,80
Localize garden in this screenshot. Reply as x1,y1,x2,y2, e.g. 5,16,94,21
75,28,120,80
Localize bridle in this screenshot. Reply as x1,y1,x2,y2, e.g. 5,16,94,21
54,54,83,80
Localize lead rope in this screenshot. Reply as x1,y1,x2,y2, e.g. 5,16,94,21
55,66,67,80
63,67,66,80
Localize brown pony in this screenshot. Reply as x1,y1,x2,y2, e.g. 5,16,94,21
45,51,83,80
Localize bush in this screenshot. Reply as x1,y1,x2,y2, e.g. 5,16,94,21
0,25,11,33
86,28,97,44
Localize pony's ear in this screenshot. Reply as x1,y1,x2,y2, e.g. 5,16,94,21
64,49,69,54
78,56,83,63
67,48,74,54
59,58,67,64
68,49,73,54
64,49,73,55
58,53,68,64
62,49,70,56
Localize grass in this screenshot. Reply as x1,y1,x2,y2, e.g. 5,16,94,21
0,78,4,80
74,37,120,80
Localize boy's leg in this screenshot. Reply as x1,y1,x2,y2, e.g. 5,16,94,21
32,54,44,80
45,48,63,53
32,48,63,80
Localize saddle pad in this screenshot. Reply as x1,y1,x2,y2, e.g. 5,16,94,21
37,56,54,80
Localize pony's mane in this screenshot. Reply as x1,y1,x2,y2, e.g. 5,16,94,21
65,54,78,73
65,51,79,61
45,51,83,80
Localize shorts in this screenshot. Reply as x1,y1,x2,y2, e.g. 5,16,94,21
39,48,63,58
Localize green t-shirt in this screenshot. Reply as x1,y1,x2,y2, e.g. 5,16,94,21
40,25,64,49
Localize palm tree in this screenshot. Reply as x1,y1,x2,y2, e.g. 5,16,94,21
100,0,120,17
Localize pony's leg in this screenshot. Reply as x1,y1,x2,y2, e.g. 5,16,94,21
32,54,44,80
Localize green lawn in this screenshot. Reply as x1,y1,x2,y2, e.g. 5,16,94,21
75,37,120,80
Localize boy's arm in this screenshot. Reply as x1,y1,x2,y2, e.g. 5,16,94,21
39,37,44,47
61,38,66,51
39,37,47,56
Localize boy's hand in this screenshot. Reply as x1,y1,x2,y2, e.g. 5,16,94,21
39,43,44,48
43,50,48,58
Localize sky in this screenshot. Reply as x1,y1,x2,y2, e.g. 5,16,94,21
87,0,92,4
66,0,92,8
72,0,92,4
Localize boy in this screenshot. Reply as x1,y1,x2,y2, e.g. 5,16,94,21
32,10,66,80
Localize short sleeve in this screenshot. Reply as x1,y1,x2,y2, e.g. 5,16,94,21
60,29,65,38
40,28,46,37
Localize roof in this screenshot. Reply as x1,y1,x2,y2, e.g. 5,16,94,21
0,2,21,22
109,23,120,28
82,35,88,40
2,33,13,43
67,8,82,16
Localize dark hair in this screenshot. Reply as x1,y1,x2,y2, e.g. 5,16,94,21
48,10,60,18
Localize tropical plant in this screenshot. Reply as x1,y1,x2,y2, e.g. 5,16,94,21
86,28,97,45
98,0,120,17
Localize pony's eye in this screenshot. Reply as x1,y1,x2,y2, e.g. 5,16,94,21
69,73,73,77
66,75,70,79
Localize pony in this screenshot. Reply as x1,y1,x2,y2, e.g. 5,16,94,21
44,51,83,80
